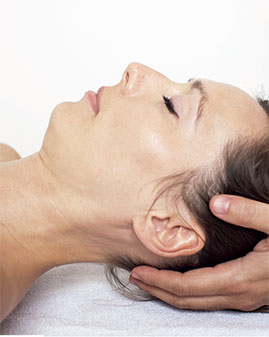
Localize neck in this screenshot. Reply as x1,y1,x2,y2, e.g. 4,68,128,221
0,153,134,281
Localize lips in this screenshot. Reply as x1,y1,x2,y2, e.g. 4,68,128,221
86,86,105,115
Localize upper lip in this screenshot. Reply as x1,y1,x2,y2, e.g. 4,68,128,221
96,86,105,113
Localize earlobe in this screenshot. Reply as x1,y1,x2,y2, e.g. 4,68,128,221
132,211,205,258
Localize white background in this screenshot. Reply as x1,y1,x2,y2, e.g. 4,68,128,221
0,0,268,158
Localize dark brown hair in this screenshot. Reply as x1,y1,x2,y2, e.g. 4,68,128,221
105,96,269,296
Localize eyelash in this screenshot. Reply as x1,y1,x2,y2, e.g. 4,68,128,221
163,96,179,118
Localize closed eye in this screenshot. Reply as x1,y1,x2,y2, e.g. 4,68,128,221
163,96,179,118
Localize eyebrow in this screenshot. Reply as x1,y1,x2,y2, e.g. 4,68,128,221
188,79,208,125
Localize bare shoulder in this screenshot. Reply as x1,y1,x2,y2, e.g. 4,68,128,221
0,143,21,162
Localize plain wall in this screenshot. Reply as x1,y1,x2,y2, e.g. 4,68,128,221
0,0,268,157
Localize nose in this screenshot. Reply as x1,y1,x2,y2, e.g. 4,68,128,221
120,62,167,97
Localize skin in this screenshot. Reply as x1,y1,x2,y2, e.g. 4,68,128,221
130,196,269,312
0,62,268,322
0,144,20,162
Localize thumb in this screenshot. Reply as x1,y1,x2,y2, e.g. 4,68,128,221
209,195,269,234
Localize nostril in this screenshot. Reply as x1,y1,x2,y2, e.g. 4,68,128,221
124,71,129,86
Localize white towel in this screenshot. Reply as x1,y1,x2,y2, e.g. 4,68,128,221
1,263,268,336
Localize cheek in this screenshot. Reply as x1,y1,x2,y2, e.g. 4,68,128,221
127,121,179,179
138,128,175,162
92,107,176,178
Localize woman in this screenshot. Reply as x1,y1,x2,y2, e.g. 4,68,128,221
1,62,268,321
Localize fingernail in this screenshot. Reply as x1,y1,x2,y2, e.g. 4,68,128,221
131,272,142,280
212,197,230,214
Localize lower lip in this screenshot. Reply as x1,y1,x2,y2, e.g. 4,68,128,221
86,91,98,115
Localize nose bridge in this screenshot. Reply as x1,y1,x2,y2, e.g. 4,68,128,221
121,62,165,97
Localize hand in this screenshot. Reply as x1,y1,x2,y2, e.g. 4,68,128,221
130,195,269,311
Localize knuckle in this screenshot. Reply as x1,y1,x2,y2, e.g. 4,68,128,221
232,281,250,295
176,286,188,297
176,278,191,297
238,202,259,224
174,298,189,310
226,282,248,296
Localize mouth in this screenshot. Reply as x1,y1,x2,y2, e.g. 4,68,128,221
86,86,105,115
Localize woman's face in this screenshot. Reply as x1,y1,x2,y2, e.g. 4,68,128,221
41,62,267,219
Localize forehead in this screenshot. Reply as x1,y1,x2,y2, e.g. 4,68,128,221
200,79,268,135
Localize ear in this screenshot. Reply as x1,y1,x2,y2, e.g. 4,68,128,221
132,205,205,258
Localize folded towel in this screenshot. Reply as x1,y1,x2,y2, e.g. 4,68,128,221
1,263,268,336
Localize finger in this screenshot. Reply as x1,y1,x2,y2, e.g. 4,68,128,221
130,277,268,312
129,277,231,311
210,195,269,234
131,261,240,297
